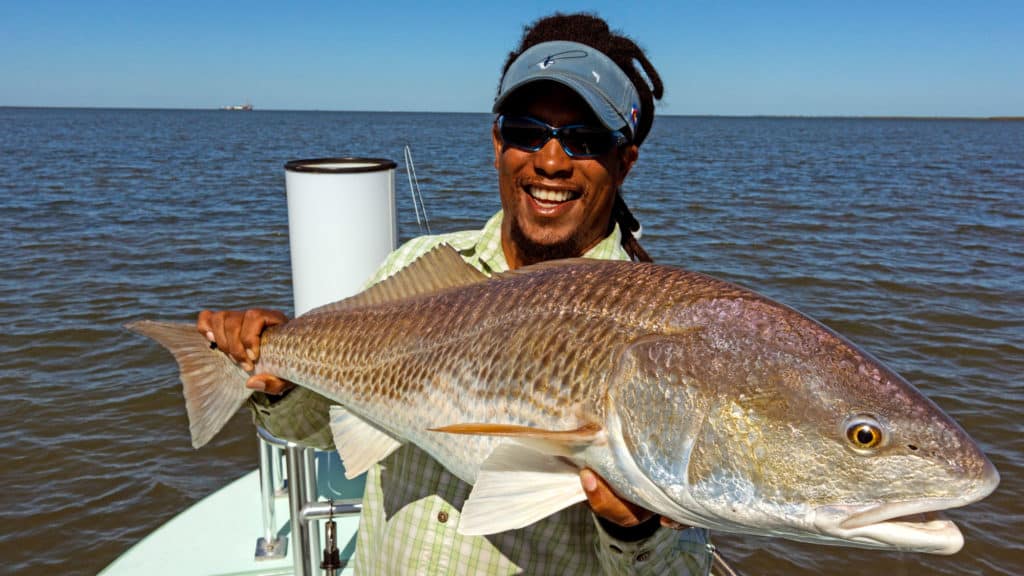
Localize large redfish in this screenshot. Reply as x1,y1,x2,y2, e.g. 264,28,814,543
128,245,998,554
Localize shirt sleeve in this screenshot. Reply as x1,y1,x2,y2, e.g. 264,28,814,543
593,516,713,576
249,387,337,450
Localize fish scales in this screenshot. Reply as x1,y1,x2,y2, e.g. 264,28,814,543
257,263,668,475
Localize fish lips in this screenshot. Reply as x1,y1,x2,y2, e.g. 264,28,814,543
814,492,993,555
816,503,963,555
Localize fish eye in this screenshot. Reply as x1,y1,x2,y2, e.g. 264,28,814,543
845,416,884,450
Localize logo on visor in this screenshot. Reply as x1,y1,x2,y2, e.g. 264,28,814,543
535,49,588,70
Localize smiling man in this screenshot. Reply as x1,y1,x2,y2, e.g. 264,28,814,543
494,79,638,268
198,13,713,575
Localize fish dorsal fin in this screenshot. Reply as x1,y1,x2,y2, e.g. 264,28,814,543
328,405,404,479
307,244,489,315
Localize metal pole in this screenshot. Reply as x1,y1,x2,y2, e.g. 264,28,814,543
272,441,285,494
254,435,287,559
287,442,314,576
303,448,321,574
262,434,278,532
301,501,362,521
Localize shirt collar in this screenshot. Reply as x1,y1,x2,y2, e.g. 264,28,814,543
465,211,629,274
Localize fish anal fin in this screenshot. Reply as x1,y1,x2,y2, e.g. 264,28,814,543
307,244,488,314
328,405,403,478
458,443,587,536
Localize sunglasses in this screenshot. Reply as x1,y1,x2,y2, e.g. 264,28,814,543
497,115,629,158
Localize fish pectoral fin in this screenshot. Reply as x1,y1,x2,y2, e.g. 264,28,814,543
458,443,587,536
430,422,605,457
328,406,403,479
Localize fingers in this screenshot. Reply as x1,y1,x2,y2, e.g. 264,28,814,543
197,309,216,342
660,517,688,530
240,308,288,364
220,311,248,368
198,309,294,399
247,374,297,396
580,468,655,528
197,308,288,372
199,309,235,358
581,469,691,531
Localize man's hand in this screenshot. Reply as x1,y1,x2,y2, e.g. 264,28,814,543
581,468,688,531
197,308,295,395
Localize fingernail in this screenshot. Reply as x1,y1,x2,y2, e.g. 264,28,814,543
246,348,256,361
247,377,266,391
581,470,597,492
241,361,254,372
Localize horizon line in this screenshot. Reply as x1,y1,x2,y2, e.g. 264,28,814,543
1,105,1020,121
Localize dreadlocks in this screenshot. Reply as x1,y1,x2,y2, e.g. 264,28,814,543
499,12,662,262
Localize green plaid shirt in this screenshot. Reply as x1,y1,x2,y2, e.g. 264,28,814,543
251,211,712,575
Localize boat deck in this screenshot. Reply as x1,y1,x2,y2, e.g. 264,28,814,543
101,451,364,576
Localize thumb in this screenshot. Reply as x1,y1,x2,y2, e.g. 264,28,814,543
246,374,296,396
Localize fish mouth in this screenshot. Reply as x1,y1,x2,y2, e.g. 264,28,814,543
816,500,968,555
815,462,998,555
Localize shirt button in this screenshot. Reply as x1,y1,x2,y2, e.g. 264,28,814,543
437,511,449,523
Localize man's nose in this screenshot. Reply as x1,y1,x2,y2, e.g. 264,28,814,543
532,136,573,177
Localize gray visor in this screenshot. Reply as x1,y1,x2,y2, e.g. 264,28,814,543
493,40,640,137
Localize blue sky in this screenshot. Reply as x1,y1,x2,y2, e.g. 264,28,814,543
1,1,1021,116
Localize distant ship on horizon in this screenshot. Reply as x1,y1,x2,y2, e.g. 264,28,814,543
221,99,253,111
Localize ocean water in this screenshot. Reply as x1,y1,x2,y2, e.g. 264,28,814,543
0,107,1021,575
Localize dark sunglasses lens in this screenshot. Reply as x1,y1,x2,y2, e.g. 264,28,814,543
560,127,617,157
500,118,550,150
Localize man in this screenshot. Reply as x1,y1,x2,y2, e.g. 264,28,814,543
199,13,713,575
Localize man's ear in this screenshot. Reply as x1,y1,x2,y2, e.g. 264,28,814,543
617,144,639,186
492,122,503,170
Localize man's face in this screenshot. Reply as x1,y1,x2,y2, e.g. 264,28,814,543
492,82,638,268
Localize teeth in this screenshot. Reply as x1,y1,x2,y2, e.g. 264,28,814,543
527,187,574,203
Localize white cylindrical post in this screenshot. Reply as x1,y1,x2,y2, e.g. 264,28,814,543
282,157,397,575
284,157,398,316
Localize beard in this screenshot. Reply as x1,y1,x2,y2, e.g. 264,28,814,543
508,217,589,266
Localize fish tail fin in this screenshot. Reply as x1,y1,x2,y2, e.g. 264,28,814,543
126,320,254,449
